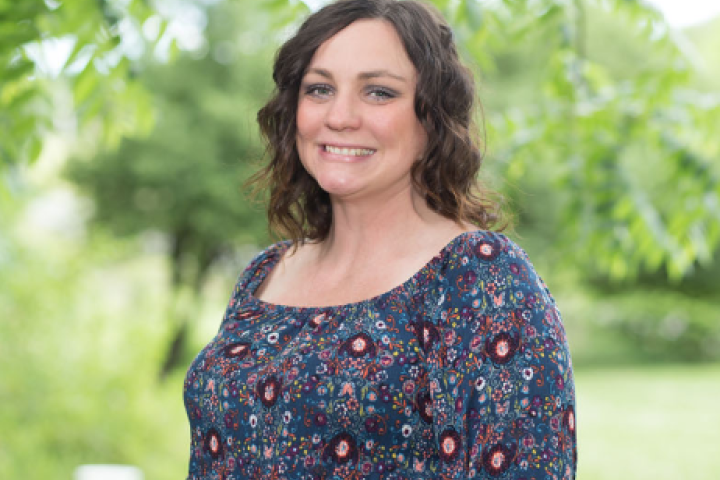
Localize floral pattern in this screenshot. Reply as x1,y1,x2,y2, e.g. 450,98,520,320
184,231,577,479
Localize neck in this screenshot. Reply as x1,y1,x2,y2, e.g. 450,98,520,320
311,186,462,269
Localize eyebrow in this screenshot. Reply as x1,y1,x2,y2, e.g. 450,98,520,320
305,67,408,83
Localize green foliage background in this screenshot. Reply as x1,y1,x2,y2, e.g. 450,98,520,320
1,0,719,478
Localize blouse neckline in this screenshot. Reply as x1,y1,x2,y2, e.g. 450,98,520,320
244,229,482,314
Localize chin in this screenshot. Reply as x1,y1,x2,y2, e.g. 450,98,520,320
314,174,363,197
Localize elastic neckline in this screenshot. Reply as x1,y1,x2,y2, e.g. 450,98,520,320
244,229,482,314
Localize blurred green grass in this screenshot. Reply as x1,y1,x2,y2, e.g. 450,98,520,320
576,364,720,479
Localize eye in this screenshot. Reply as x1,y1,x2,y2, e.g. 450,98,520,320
366,86,397,101
303,83,333,98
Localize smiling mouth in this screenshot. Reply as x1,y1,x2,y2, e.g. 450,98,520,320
323,145,376,156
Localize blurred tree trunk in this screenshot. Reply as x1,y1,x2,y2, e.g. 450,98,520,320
159,230,221,380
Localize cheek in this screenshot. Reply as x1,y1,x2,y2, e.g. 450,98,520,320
296,101,320,140
413,123,428,155
373,108,426,152
295,103,321,175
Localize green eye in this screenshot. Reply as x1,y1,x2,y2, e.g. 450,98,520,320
305,84,332,97
368,87,396,100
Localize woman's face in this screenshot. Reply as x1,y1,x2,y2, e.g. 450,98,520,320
295,19,427,202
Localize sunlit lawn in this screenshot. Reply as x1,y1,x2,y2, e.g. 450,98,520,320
576,364,720,480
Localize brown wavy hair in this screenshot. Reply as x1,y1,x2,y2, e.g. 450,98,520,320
251,0,505,244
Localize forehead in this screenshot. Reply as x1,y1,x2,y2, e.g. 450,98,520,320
307,19,416,78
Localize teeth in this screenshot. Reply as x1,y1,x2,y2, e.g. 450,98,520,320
324,145,375,156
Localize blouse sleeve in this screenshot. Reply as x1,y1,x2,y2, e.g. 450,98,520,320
428,232,577,479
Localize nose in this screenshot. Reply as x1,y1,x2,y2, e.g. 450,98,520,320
324,91,361,131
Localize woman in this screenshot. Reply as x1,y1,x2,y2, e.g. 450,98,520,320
184,0,577,479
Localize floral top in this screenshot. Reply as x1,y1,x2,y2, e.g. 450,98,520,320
184,230,577,480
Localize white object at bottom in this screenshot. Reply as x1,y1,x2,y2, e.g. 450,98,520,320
74,464,144,480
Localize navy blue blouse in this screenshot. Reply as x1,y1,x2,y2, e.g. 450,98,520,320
184,230,577,479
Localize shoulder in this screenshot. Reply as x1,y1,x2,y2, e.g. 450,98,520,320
440,230,557,318
437,231,572,374
455,230,530,264
444,230,544,285
235,240,292,290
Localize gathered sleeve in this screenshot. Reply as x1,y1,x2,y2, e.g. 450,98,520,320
427,232,576,479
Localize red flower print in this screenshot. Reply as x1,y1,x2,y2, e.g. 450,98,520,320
324,431,358,465
475,237,502,261
463,270,478,285
455,396,463,413
364,416,379,432
339,332,377,358
413,321,440,352
438,428,462,462
486,331,520,365
309,313,326,329
314,411,328,426
402,380,416,395
482,443,516,476
234,309,256,321
223,341,252,359
256,375,282,408
204,427,223,459
550,415,561,431
379,352,394,367
470,335,484,353
415,390,433,424
563,405,576,434
444,328,456,346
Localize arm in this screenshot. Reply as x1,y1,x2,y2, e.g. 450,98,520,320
431,233,576,479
